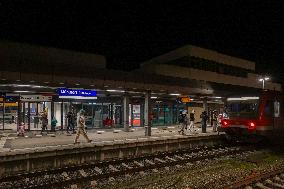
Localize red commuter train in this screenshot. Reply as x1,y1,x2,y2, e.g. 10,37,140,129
219,90,284,141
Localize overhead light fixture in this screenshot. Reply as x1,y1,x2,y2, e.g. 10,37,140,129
14,90,30,93
129,91,141,94
169,93,181,96
107,89,125,92
264,77,270,81
29,80,35,83
59,82,65,85
75,83,80,86
44,81,50,84
31,85,44,88
151,96,158,99
227,97,259,101
15,84,31,87
59,96,97,100
213,96,222,99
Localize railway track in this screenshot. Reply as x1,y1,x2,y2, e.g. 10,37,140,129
220,167,284,189
0,144,256,189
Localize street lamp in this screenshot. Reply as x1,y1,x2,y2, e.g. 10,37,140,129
259,77,270,89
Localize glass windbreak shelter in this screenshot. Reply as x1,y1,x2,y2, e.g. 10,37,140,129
0,95,20,130
151,101,185,126
56,100,123,129
19,95,53,131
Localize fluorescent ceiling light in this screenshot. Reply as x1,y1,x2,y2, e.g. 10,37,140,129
15,84,31,87
151,96,158,99
213,97,222,99
106,89,125,92
31,85,44,88
169,93,181,96
59,96,97,100
227,97,259,101
264,77,270,80
14,91,30,93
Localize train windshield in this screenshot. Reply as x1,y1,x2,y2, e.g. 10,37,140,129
225,97,259,118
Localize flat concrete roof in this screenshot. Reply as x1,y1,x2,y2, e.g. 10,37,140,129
142,45,255,71
0,40,106,70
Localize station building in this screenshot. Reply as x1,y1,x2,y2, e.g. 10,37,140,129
0,41,281,131
140,45,282,120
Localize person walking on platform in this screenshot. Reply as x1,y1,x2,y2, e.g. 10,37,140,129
51,116,57,132
74,109,92,144
40,111,48,134
200,111,208,133
212,110,218,132
178,110,188,135
67,107,76,134
188,109,195,132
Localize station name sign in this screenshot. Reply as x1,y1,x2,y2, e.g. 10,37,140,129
57,88,97,100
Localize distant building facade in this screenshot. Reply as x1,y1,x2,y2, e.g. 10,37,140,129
140,45,281,91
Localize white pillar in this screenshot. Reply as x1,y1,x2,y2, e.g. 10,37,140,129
144,91,151,136
123,95,130,132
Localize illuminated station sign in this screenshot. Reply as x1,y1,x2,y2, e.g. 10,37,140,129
57,88,97,100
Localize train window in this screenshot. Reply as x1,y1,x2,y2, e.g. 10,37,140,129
274,101,280,118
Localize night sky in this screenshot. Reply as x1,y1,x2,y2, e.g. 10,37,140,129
0,1,283,83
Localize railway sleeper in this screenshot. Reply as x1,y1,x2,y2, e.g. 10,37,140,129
154,158,166,163
121,163,133,169
255,182,273,189
145,159,155,165
265,179,284,189
165,156,177,162
108,165,119,172
133,161,144,167
94,167,103,174
174,155,185,160
275,176,284,184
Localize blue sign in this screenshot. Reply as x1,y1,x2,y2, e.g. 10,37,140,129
57,88,97,97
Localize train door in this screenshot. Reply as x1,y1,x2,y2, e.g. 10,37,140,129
273,98,284,136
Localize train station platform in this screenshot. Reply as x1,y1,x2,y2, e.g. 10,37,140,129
0,125,225,177
0,125,220,151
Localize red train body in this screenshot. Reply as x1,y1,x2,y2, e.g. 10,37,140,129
220,90,284,141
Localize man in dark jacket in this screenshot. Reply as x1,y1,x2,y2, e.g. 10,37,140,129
67,108,76,134
200,111,208,133
178,110,188,135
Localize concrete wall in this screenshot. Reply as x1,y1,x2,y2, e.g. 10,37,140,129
0,135,223,177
